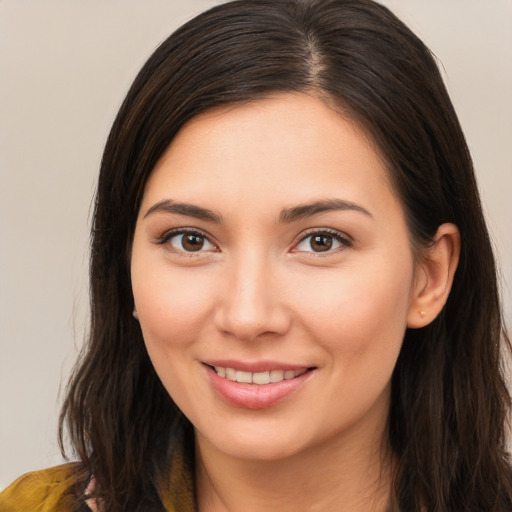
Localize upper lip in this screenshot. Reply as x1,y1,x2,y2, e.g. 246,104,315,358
202,359,313,373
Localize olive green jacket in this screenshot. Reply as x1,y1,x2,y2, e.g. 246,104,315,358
0,454,195,512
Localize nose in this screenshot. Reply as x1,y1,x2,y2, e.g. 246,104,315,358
214,253,292,342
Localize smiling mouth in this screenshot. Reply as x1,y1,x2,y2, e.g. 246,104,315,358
207,365,312,385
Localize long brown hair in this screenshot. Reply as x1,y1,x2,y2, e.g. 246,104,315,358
59,0,512,510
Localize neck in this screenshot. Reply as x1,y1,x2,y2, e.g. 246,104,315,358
195,421,394,512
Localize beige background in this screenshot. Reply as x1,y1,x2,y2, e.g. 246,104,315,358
1,0,511,490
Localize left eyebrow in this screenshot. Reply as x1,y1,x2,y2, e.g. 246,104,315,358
143,199,223,223
278,199,373,223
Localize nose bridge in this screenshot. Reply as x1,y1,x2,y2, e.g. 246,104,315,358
215,247,290,341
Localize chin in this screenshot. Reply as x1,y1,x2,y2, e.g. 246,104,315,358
195,419,323,463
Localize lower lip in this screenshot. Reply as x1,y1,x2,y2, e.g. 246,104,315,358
204,365,314,410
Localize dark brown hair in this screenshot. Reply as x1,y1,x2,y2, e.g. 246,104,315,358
59,0,512,510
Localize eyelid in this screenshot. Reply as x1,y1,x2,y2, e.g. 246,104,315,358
155,227,219,253
153,226,352,255
291,228,353,254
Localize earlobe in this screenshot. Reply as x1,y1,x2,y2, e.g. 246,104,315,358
133,308,139,321
407,223,460,328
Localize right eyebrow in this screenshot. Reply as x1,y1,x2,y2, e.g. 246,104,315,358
278,198,373,223
143,199,223,223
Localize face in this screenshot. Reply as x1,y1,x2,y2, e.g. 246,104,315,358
131,93,419,462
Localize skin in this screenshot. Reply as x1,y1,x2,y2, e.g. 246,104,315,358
131,93,459,511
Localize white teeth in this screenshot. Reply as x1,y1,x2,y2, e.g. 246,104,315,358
213,366,307,385
226,367,237,380
236,370,252,383
270,370,284,382
252,371,270,385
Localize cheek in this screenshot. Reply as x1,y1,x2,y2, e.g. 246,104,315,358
131,262,219,412
132,263,217,350
296,257,414,362
298,260,414,427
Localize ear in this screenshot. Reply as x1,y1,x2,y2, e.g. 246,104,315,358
407,223,460,328
133,307,139,321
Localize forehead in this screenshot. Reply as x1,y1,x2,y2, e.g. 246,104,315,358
141,92,397,220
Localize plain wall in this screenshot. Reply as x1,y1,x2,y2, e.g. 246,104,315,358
1,0,511,490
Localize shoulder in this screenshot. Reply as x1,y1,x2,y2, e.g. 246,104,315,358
0,463,84,512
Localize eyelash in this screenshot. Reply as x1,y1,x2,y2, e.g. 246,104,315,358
155,227,352,255
156,228,218,256
293,229,353,255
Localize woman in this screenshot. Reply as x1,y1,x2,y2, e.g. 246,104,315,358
2,0,511,510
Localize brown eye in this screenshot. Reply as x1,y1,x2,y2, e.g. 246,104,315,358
294,230,351,254
168,231,216,253
182,234,205,251
310,235,333,252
